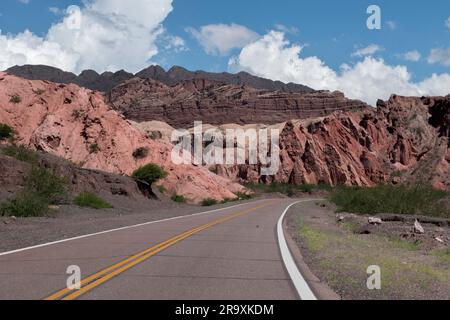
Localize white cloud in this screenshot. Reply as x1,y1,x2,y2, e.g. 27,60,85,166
386,21,397,30
18,0,30,4
351,44,383,57
274,24,299,35
186,23,259,56
398,50,421,62
0,0,175,73
446,17,450,28
230,31,450,106
428,47,450,66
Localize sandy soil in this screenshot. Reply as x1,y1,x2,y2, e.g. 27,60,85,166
286,201,450,300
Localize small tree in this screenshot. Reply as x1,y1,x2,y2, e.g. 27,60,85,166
132,163,168,186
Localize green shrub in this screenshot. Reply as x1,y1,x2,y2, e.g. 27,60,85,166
132,163,168,186
26,167,67,205
330,184,449,218
0,124,14,141
201,198,218,206
74,192,113,209
89,143,99,154
298,184,315,193
157,185,167,194
0,192,49,217
132,147,149,159
9,94,21,104
171,194,186,203
2,144,39,164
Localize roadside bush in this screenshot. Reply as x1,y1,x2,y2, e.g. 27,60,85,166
26,167,68,205
2,144,39,165
171,194,186,203
201,198,218,206
0,124,14,141
132,163,168,186
74,192,113,209
0,192,49,217
330,184,449,218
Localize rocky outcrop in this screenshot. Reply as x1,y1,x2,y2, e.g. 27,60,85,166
0,73,245,203
109,77,369,128
212,95,449,190
0,151,146,203
6,64,313,93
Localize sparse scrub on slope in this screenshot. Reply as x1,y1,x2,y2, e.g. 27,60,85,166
74,192,113,209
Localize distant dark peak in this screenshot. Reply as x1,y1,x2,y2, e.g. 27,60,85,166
5,64,314,93
78,69,100,81
6,64,77,84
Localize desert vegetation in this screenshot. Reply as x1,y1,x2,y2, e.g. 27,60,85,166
132,163,168,186
74,192,113,209
245,183,326,196
0,124,14,141
330,184,450,218
201,198,218,206
132,147,149,159
171,194,186,203
0,165,67,217
9,94,21,104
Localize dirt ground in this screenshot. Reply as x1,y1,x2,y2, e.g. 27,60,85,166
286,201,450,300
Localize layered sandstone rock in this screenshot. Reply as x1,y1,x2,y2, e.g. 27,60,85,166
213,95,449,190
0,73,245,203
109,77,369,128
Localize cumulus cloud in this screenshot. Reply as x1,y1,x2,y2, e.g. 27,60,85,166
351,44,383,57
398,50,421,62
0,0,175,73
427,47,450,66
230,31,450,106
186,23,260,56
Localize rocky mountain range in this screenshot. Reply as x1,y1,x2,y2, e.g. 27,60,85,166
5,64,313,93
109,77,368,128
1,65,448,204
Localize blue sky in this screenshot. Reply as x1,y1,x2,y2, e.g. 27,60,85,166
0,0,449,104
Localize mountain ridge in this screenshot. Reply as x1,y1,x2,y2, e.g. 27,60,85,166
5,64,313,93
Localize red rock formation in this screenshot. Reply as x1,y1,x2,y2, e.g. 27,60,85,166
109,77,369,128
0,73,245,203
215,95,449,190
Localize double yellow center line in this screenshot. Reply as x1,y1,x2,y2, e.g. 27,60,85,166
45,201,273,300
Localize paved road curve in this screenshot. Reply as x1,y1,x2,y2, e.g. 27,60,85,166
0,199,314,300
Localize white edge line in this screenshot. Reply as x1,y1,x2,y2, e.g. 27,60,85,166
0,200,268,257
277,200,319,301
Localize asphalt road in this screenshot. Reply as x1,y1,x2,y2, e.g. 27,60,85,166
0,199,315,300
